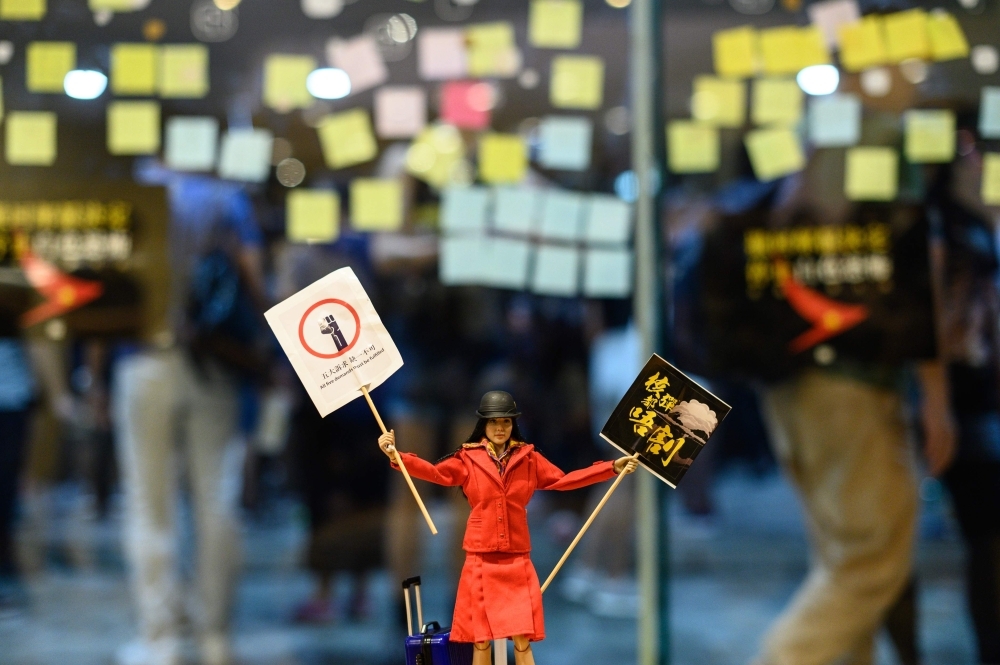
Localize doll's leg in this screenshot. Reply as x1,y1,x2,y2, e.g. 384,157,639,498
472,641,492,665
512,636,535,665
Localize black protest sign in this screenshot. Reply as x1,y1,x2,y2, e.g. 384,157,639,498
601,354,731,488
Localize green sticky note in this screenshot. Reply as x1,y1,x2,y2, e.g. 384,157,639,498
351,178,403,231
26,42,75,93
107,101,161,155
904,109,955,164
317,108,378,169
478,133,528,184
0,0,45,20
744,127,805,181
713,25,758,79
287,189,340,243
529,0,583,49
667,121,719,173
5,111,56,165
845,147,898,201
751,78,803,126
692,76,746,128
550,55,604,110
111,44,159,96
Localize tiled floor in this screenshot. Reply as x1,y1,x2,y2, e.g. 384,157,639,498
0,469,975,665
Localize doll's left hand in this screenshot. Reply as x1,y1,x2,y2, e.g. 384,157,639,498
614,455,638,475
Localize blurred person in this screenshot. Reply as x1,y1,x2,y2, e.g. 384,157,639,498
111,167,267,665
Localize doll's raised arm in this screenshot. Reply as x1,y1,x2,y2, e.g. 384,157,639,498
533,450,617,490
380,430,467,485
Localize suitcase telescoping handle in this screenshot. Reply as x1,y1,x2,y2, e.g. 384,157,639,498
402,576,424,637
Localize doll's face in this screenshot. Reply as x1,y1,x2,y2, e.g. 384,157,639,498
485,418,512,446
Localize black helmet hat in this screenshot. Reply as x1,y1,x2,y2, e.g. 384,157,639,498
476,390,521,419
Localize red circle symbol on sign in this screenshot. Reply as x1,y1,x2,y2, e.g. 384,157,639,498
298,299,361,359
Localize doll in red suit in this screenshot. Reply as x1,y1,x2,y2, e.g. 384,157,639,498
378,390,637,665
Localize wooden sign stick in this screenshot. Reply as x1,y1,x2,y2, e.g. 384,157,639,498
361,385,438,535
540,453,640,594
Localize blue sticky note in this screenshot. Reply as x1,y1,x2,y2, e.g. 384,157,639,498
440,186,491,233
494,187,540,235
980,87,1000,139
539,190,584,241
808,93,861,147
538,116,593,171
531,245,580,296
584,195,632,245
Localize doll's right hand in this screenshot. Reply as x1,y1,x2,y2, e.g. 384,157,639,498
378,430,397,459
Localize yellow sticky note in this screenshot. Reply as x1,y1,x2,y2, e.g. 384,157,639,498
982,153,1000,206
751,78,803,126
479,133,527,184
5,111,56,165
107,101,161,155
884,9,930,63
550,55,604,110
111,44,159,96
529,0,582,49
713,26,758,79
927,12,968,62
467,22,518,77
837,16,887,72
317,109,378,169
759,26,829,75
0,0,45,20
0,77,4,123
845,147,898,201
160,45,209,98
744,128,805,181
89,0,136,9
287,189,340,243
904,110,955,163
692,76,745,128
26,42,75,93
350,178,403,232
264,55,315,111
667,121,719,173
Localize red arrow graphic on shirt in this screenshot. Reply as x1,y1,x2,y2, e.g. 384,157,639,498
775,260,870,354
19,250,103,328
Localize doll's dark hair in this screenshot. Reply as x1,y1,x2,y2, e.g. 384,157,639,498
464,417,525,444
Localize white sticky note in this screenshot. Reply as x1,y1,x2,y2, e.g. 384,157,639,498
807,0,860,48
808,93,861,147
218,128,273,183
584,195,632,245
440,235,489,285
538,116,592,171
374,86,427,139
494,187,540,235
164,116,218,171
440,186,490,233
482,237,533,290
531,245,580,297
583,247,633,298
980,87,1000,139
539,191,584,241
327,35,388,95
417,27,468,81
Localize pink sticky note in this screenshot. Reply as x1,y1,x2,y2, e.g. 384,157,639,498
375,86,428,138
440,81,492,130
418,27,468,81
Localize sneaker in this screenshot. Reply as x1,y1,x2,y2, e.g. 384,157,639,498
199,632,232,665
114,638,182,665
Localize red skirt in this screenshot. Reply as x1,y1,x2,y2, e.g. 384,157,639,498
450,552,545,643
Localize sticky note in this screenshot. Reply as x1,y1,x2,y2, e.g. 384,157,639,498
538,116,592,170
744,128,805,181
539,190,583,241
440,186,490,233
713,26,758,79
107,101,160,155
317,109,377,169
550,55,604,110
26,42,75,93
327,35,388,94
375,86,427,139
583,248,632,298
667,121,719,173
218,129,273,183
982,153,1000,206
164,116,218,171
481,237,532,290
758,26,829,75
837,16,887,72
692,76,745,128
160,45,209,98
111,44,158,96
751,78,803,126
494,187,540,235
807,0,860,48
904,109,955,163
980,87,1000,139
0,78,4,122
927,12,968,62
584,195,632,245
418,27,468,81
287,189,339,243
406,124,466,189
90,0,138,9
1,0,45,20
440,81,491,130
264,55,315,111
844,147,897,201
5,111,55,165
478,133,527,184
529,0,583,49
884,9,930,63
351,178,403,232
808,93,861,147
531,245,579,297
466,22,519,78
440,235,489,285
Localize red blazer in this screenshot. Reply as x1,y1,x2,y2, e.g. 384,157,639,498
394,443,617,553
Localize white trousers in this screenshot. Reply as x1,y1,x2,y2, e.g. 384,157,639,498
112,349,243,642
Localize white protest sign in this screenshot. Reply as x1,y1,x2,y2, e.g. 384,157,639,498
265,267,403,417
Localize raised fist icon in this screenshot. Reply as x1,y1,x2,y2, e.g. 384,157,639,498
319,314,349,350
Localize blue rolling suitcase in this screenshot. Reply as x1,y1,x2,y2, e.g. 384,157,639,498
403,576,473,665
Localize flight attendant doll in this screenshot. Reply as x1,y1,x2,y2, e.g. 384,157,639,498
378,391,638,665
